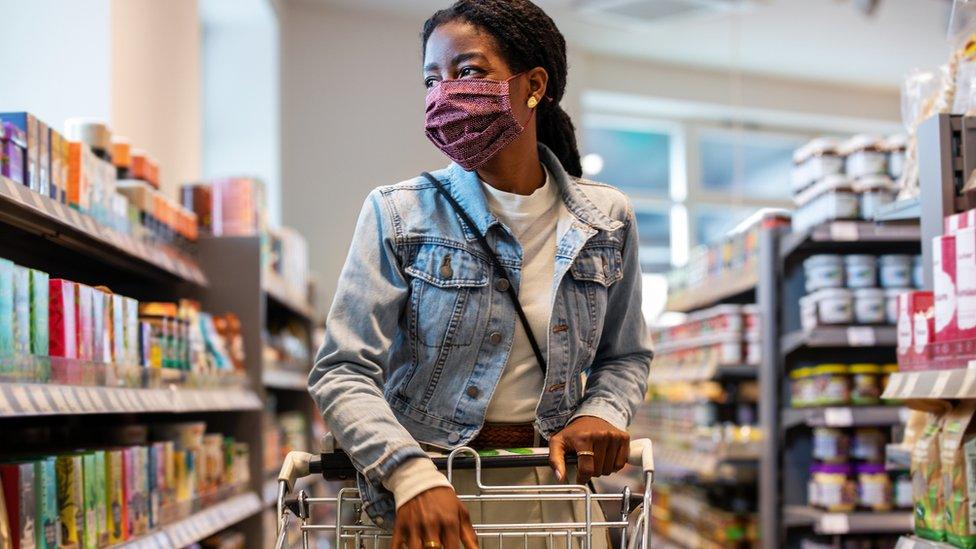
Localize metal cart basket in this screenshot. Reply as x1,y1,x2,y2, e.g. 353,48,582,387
274,437,654,549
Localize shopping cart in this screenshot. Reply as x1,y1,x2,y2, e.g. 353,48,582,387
274,435,654,549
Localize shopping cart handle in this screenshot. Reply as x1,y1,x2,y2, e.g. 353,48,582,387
627,439,654,474
279,451,323,491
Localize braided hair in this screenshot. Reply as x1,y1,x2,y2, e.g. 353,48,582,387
422,0,583,177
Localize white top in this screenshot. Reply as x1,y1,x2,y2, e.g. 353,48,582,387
481,166,570,422
383,165,571,508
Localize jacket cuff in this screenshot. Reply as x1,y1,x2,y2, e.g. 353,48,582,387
382,457,454,509
570,400,630,431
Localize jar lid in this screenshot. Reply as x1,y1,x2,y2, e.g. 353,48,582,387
849,363,881,374
853,288,885,297
793,137,842,164
844,254,877,263
804,254,843,267
839,134,885,155
64,117,112,151
879,254,913,264
881,134,908,152
883,364,899,373
790,367,812,379
885,288,910,297
851,174,895,192
855,463,886,474
814,463,854,474
811,288,853,300
814,364,849,375
793,173,854,207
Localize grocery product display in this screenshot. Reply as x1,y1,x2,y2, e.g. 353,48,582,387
0,109,319,547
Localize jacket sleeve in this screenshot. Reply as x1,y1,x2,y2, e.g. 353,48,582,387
570,203,653,430
308,189,429,486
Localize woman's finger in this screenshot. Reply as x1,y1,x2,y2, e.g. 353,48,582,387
459,508,479,549
575,441,596,484
591,435,608,478
392,524,406,549
614,435,629,471
548,435,567,482
442,515,461,549
603,435,621,476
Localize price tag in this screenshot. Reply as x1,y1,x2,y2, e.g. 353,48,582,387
933,371,953,397
901,373,921,398
830,221,860,241
824,407,854,427
819,513,850,534
958,368,976,399
847,327,876,347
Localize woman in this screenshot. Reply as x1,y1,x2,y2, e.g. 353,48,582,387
308,0,653,547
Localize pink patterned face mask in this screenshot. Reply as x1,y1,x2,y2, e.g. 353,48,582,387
424,73,534,171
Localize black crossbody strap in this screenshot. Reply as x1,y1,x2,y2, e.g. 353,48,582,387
420,172,548,376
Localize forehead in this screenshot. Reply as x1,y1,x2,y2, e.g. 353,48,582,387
424,20,502,64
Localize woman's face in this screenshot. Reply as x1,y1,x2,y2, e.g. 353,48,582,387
423,20,546,119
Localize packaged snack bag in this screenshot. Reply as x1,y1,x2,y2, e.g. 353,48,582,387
915,412,948,541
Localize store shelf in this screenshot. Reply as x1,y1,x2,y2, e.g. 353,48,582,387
783,505,912,534
0,176,207,286
874,197,921,222
649,363,756,384
115,492,263,548
264,270,318,323
781,326,897,355
655,444,759,484
882,368,976,400
262,368,309,391
780,221,921,260
782,406,906,430
895,536,956,549
0,383,262,417
665,265,758,313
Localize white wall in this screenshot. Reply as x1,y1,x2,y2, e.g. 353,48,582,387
280,2,904,307
0,0,112,129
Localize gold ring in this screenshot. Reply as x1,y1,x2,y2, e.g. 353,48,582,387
424,541,443,549
576,450,595,457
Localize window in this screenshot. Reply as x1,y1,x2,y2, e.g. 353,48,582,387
581,126,671,196
694,206,756,247
633,206,671,272
698,130,806,201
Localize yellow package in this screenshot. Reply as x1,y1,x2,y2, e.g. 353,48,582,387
914,412,947,541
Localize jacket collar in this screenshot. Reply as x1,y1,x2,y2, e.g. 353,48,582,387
442,144,623,238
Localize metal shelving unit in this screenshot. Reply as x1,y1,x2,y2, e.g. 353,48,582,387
781,406,906,430
782,506,912,535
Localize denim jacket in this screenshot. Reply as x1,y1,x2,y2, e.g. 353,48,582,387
308,145,653,526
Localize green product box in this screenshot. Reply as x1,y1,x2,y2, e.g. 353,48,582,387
12,265,30,357
34,457,60,549
80,453,98,549
0,258,13,360
91,451,107,547
29,270,48,357
55,454,84,546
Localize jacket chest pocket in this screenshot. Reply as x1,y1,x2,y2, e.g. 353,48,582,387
568,245,623,349
405,243,489,348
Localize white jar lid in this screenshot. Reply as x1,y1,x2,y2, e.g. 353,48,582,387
793,137,842,164
810,288,853,300
839,134,885,155
853,288,885,298
879,254,913,264
844,254,877,264
852,174,895,193
64,117,111,151
794,173,854,207
804,254,844,268
884,288,911,297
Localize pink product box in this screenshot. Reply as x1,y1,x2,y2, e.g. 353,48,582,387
945,209,976,235
896,291,934,370
934,234,959,344
957,227,976,341
75,284,94,361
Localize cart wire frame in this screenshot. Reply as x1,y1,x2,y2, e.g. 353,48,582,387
275,440,654,549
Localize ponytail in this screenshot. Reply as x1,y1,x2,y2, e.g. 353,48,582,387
537,101,582,178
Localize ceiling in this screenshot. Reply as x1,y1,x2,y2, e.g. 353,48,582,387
298,0,954,88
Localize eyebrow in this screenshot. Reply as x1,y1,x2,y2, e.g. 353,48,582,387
423,51,489,73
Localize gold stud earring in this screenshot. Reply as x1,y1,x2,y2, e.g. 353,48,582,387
527,96,539,109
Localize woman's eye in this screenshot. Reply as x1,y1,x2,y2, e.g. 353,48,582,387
458,67,482,78
424,77,439,89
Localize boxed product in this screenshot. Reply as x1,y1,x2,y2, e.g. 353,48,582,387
80,453,100,549
148,442,164,528
67,142,92,212
958,228,976,341
34,457,59,549
935,234,959,343
0,259,13,358
75,284,93,362
49,130,62,202
91,290,106,364
91,452,107,547
29,270,48,357
0,113,40,191
0,122,26,186
104,449,127,543
914,413,947,541
946,209,976,235
942,401,976,548
110,294,124,364
12,266,30,356
123,298,139,365
55,454,85,546
48,280,77,359
0,462,36,549
896,291,935,370
37,121,49,197
125,446,148,536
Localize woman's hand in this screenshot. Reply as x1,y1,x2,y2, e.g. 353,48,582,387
548,416,630,485
391,486,479,549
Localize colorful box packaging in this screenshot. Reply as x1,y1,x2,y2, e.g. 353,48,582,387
12,266,30,357
897,291,935,370
946,209,976,235
0,259,14,359
91,290,106,364
80,453,98,549
67,142,91,212
48,280,77,359
29,270,49,357
104,449,126,543
59,136,69,205
34,457,60,549
37,121,49,197
111,294,124,364
123,298,138,365
957,228,976,341
0,113,39,191
0,122,26,186
48,130,60,202
91,451,106,546
935,235,959,343
125,447,148,536
0,462,36,549
148,443,164,528
75,284,94,362
55,454,84,546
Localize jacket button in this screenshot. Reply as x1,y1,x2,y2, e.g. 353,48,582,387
374,517,384,527
466,386,480,398
489,331,503,345
494,278,510,292
448,432,461,444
